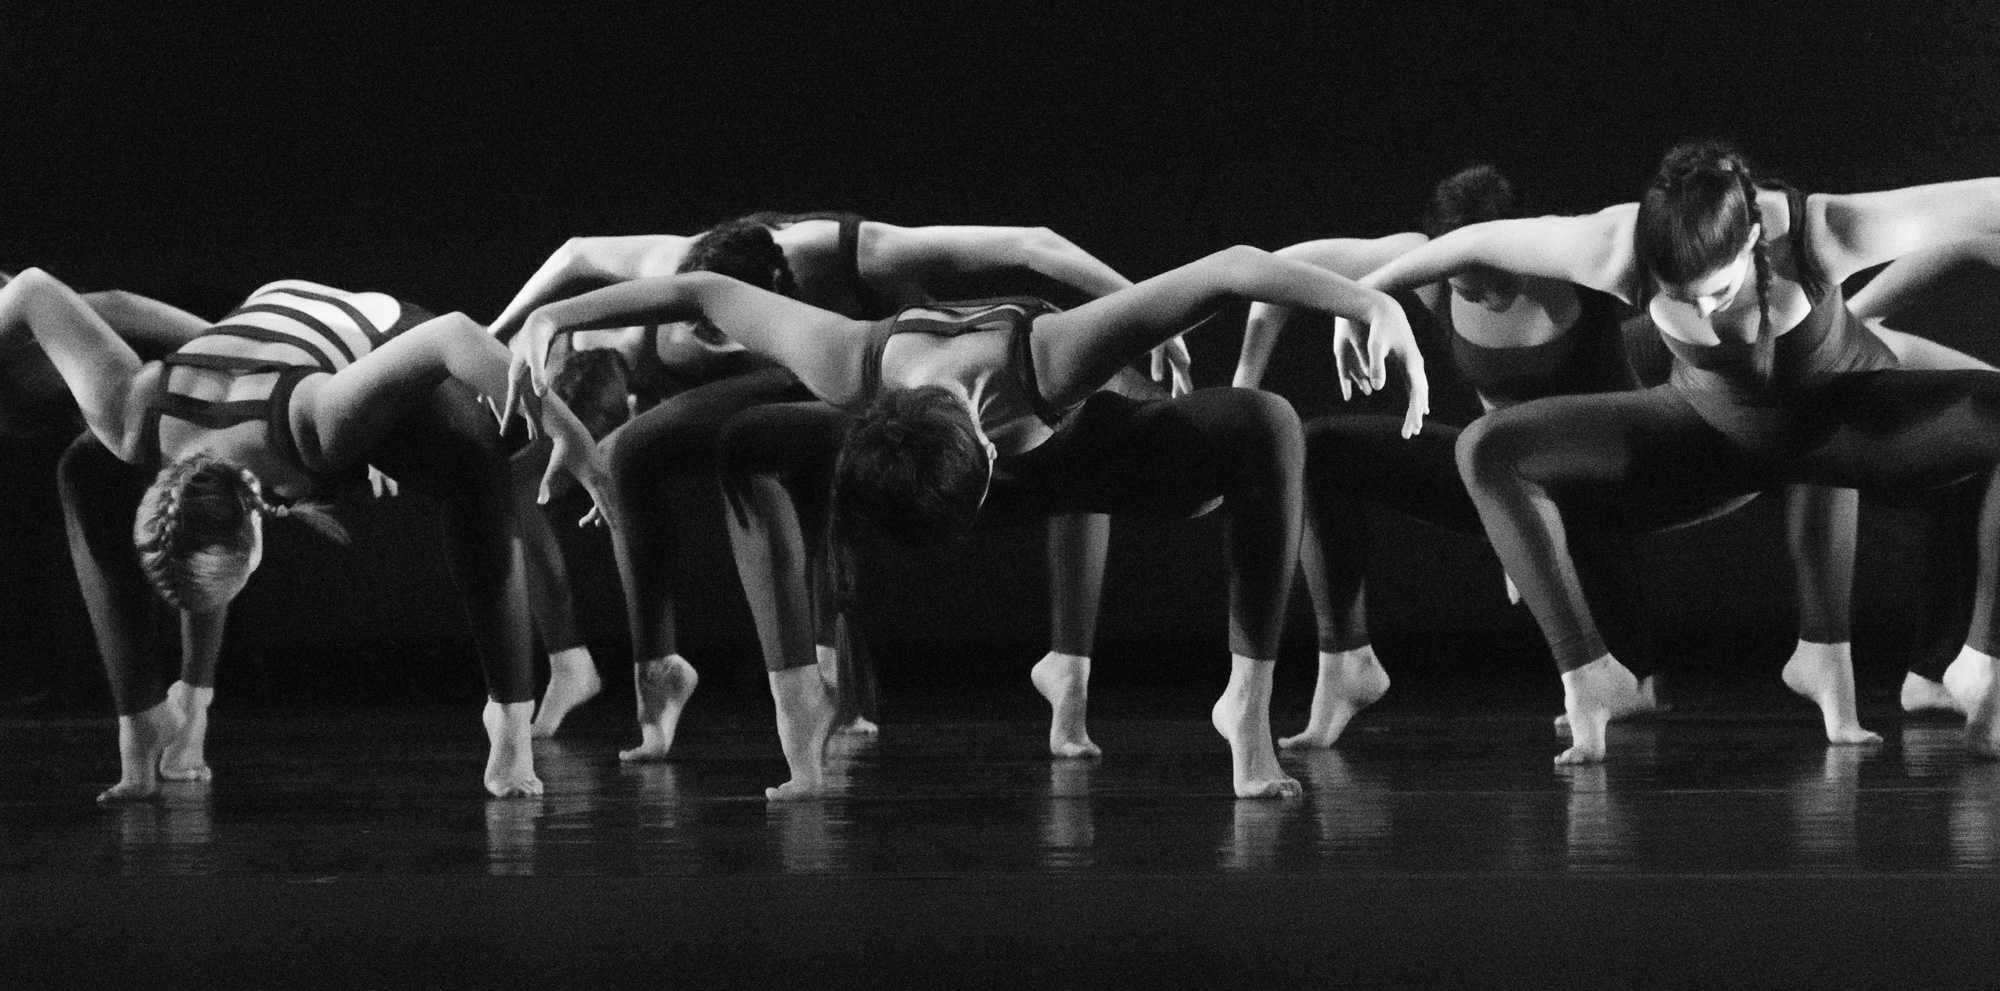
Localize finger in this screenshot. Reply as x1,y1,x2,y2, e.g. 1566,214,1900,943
579,504,604,528
1150,346,1167,382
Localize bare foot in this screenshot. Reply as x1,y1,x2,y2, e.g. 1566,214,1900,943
98,699,185,804
1279,648,1389,749
1553,675,1668,736
1781,641,1882,745
1901,671,1964,716
765,665,838,801
482,700,543,798
158,681,214,782
617,656,699,763
1031,652,1100,758
531,647,603,739
1556,657,1644,765
1943,648,2000,759
1210,655,1302,799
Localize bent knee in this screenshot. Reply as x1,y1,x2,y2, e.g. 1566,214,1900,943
1454,413,1535,484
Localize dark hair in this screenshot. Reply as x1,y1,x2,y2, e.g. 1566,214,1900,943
133,454,348,612
1635,140,1778,379
676,218,798,345
1424,164,1521,237
551,347,633,440
833,385,989,546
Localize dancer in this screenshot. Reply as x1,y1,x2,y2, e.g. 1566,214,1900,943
1349,141,2000,762
1239,166,1988,748
1,269,607,801
511,244,1427,799
492,214,1179,759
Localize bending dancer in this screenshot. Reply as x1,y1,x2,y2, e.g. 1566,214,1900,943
1,269,606,801
1242,166,1987,748
1352,141,2000,762
512,244,1427,799
492,214,1177,759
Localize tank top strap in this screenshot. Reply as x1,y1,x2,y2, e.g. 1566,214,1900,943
858,313,899,404
1008,314,1068,427
1781,185,1830,301
835,214,884,317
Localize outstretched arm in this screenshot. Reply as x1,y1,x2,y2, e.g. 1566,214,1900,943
1816,179,2000,285
515,272,872,405
80,290,211,359
489,235,693,343
305,313,612,514
0,269,147,458
1357,207,1640,302
1848,236,2000,324
867,223,1195,394
1233,232,1429,389
1036,245,1430,435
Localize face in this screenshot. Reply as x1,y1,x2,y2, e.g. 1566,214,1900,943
1448,267,1519,312
1657,225,1760,319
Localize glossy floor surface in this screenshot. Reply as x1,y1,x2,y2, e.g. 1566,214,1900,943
4,673,1999,988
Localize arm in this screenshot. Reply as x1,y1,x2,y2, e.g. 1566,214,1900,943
0,269,146,458
1847,236,2000,324
1357,207,1641,302
80,290,211,359
1815,179,2000,284
865,223,1199,394
1234,232,1428,388
1037,245,1429,435
865,223,1137,298
515,272,872,405
489,235,693,343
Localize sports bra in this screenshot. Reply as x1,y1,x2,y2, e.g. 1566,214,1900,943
857,297,1069,428
1449,286,1637,405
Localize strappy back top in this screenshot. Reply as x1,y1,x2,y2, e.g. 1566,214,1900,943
857,297,1070,428
142,280,431,478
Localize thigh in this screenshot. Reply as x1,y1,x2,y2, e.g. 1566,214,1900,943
603,367,812,474
1791,369,2000,492
1306,413,1474,531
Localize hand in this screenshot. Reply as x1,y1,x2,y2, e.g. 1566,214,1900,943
539,400,612,528
1359,302,1429,438
366,465,400,499
1504,572,1522,605
1331,317,1370,402
1149,335,1194,397
499,353,545,439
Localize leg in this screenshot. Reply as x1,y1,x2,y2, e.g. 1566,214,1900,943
1287,415,1472,747
1777,484,1881,744
984,389,1306,797
1456,387,1759,764
511,436,603,738
364,383,542,798
601,369,809,761
1034,513,1106,757
1897,474,1986,714
58,432,180,803
718,400,849,798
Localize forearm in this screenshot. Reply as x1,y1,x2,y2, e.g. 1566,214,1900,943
82,291,210,357
1023,231,1134,298
1233,303,1290,388
1847,237,2000,323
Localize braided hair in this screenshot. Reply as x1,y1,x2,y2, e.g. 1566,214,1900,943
1635,140,1789,380
133,453,349,613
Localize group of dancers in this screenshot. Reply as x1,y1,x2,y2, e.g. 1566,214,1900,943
7,139,2000,804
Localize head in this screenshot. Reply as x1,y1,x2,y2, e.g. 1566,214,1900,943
133,455,348,613
678,218,798,345
551,346,635,440
1426,164,1523,310
833,385,994,546
1635,140,1765,318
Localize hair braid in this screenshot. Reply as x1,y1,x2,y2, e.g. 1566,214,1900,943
1736,170,1776,381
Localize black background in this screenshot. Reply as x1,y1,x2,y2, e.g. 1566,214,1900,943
5,1,1999,703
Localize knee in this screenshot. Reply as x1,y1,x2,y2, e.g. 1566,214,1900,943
1454,413,1530,487
1221,388,1304,464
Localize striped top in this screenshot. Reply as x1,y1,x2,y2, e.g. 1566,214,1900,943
143,280,433,476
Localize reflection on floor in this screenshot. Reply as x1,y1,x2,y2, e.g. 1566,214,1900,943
3,674,1998,986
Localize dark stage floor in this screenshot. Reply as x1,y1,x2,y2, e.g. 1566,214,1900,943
3,672,1999,989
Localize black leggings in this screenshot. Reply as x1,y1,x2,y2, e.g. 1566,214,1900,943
1459,372,2000,671
717,388,1304,669
61,381,537,714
